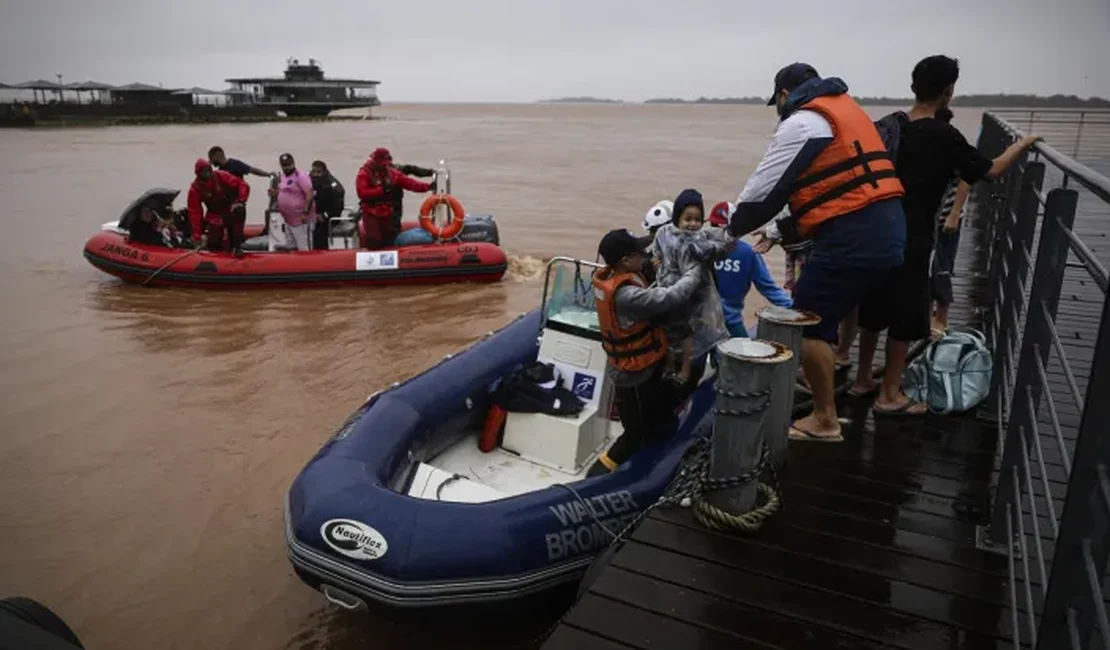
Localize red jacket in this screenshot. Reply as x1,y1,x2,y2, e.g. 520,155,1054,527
188,166,250,236
355,164,432,219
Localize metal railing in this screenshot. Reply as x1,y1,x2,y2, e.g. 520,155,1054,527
972,110,1110,649
991,109,1110,163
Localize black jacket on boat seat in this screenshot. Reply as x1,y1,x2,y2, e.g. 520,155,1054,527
492,362,585,417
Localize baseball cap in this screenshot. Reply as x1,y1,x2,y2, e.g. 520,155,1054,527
598,229,652,266
708,201,736,227
767,62,819,105
279,153,294,166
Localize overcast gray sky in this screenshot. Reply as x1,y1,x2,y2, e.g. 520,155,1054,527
1,0,1106,102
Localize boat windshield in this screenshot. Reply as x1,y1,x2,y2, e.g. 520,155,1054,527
542,257,601,333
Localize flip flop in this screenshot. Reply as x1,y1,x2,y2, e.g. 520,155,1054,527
873,398,929,417
835,360,854,371
788,424,844,443
847,385,879,398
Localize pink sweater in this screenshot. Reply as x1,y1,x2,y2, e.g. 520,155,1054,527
276,169,316,226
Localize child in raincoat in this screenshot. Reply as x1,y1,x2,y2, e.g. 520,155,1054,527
652,189,735,384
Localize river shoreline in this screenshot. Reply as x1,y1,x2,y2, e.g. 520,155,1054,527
0,110,384,128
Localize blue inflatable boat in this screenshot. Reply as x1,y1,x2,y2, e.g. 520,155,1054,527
284,257,717,608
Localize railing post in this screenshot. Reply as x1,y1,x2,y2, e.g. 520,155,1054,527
983,159,1042,422
982,187,1077,548
1036,293,1110,650
982,120,1020,348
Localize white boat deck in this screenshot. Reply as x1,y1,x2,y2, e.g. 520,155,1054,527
421,424,622,503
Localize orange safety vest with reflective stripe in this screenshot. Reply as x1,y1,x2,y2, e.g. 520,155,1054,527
788,94,905,236
592,268,668,373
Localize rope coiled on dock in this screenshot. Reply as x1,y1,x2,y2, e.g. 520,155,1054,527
690,441,782,535
685,385,782,534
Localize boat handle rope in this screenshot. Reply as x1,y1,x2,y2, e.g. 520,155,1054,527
141,246,201,287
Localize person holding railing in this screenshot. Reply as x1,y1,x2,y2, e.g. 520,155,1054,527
355,148,436,249
851,55,1041,415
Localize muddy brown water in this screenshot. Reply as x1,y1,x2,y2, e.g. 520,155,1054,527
0,103,983,649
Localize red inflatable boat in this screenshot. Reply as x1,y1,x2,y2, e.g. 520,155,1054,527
84,217,507,290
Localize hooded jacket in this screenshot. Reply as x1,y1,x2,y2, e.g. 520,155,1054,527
728,77,905,270
187,158,250,238
355,150,433,219
671,188,705,227
651,188,733,358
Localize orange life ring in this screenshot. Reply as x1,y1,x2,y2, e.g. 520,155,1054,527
418,194,466,240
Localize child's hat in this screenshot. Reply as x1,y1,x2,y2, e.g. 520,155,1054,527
642,200,674,233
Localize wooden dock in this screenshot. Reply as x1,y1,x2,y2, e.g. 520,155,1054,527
540,120,1110,650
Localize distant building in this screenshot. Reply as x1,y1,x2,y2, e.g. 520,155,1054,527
109,83,188,107
224,58,380,117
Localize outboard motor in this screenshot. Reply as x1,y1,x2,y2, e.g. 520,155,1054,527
460,214,500,246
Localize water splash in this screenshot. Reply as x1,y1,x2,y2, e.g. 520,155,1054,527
504,254,547,282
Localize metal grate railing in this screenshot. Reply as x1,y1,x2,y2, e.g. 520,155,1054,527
972,110,1110,649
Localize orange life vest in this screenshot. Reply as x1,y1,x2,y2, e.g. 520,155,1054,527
592,268,668,373
788,93,905,236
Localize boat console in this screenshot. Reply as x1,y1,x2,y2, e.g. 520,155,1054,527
500,258,615,473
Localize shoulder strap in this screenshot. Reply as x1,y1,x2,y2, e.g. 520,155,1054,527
874,111,908,163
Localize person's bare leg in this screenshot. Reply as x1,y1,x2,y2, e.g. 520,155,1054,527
851,328,880,393
932,301,950,335
835,307,859,367
874,338,927,414
792,338,841,438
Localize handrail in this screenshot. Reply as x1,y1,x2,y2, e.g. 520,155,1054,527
973,110,1110,650
988,111,1110,203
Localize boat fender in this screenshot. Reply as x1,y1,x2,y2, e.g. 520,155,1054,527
418,194,466,240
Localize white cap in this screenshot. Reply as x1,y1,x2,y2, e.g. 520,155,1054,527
642,200,674,233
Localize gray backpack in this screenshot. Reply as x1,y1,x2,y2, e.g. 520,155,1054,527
903,329,993,414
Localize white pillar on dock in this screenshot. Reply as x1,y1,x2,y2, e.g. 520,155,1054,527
708,338,793,515
755,306,821,469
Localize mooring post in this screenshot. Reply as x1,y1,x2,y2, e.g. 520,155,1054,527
709,338,793,514
755,306,821,470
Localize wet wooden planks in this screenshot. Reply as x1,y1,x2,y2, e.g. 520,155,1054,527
544,403,1024,648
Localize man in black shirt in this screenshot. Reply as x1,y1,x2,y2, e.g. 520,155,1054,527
207,146,272,179
310,160,346,250
853,55,1040,415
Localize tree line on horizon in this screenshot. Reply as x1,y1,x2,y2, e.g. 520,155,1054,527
542,93,1110,108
